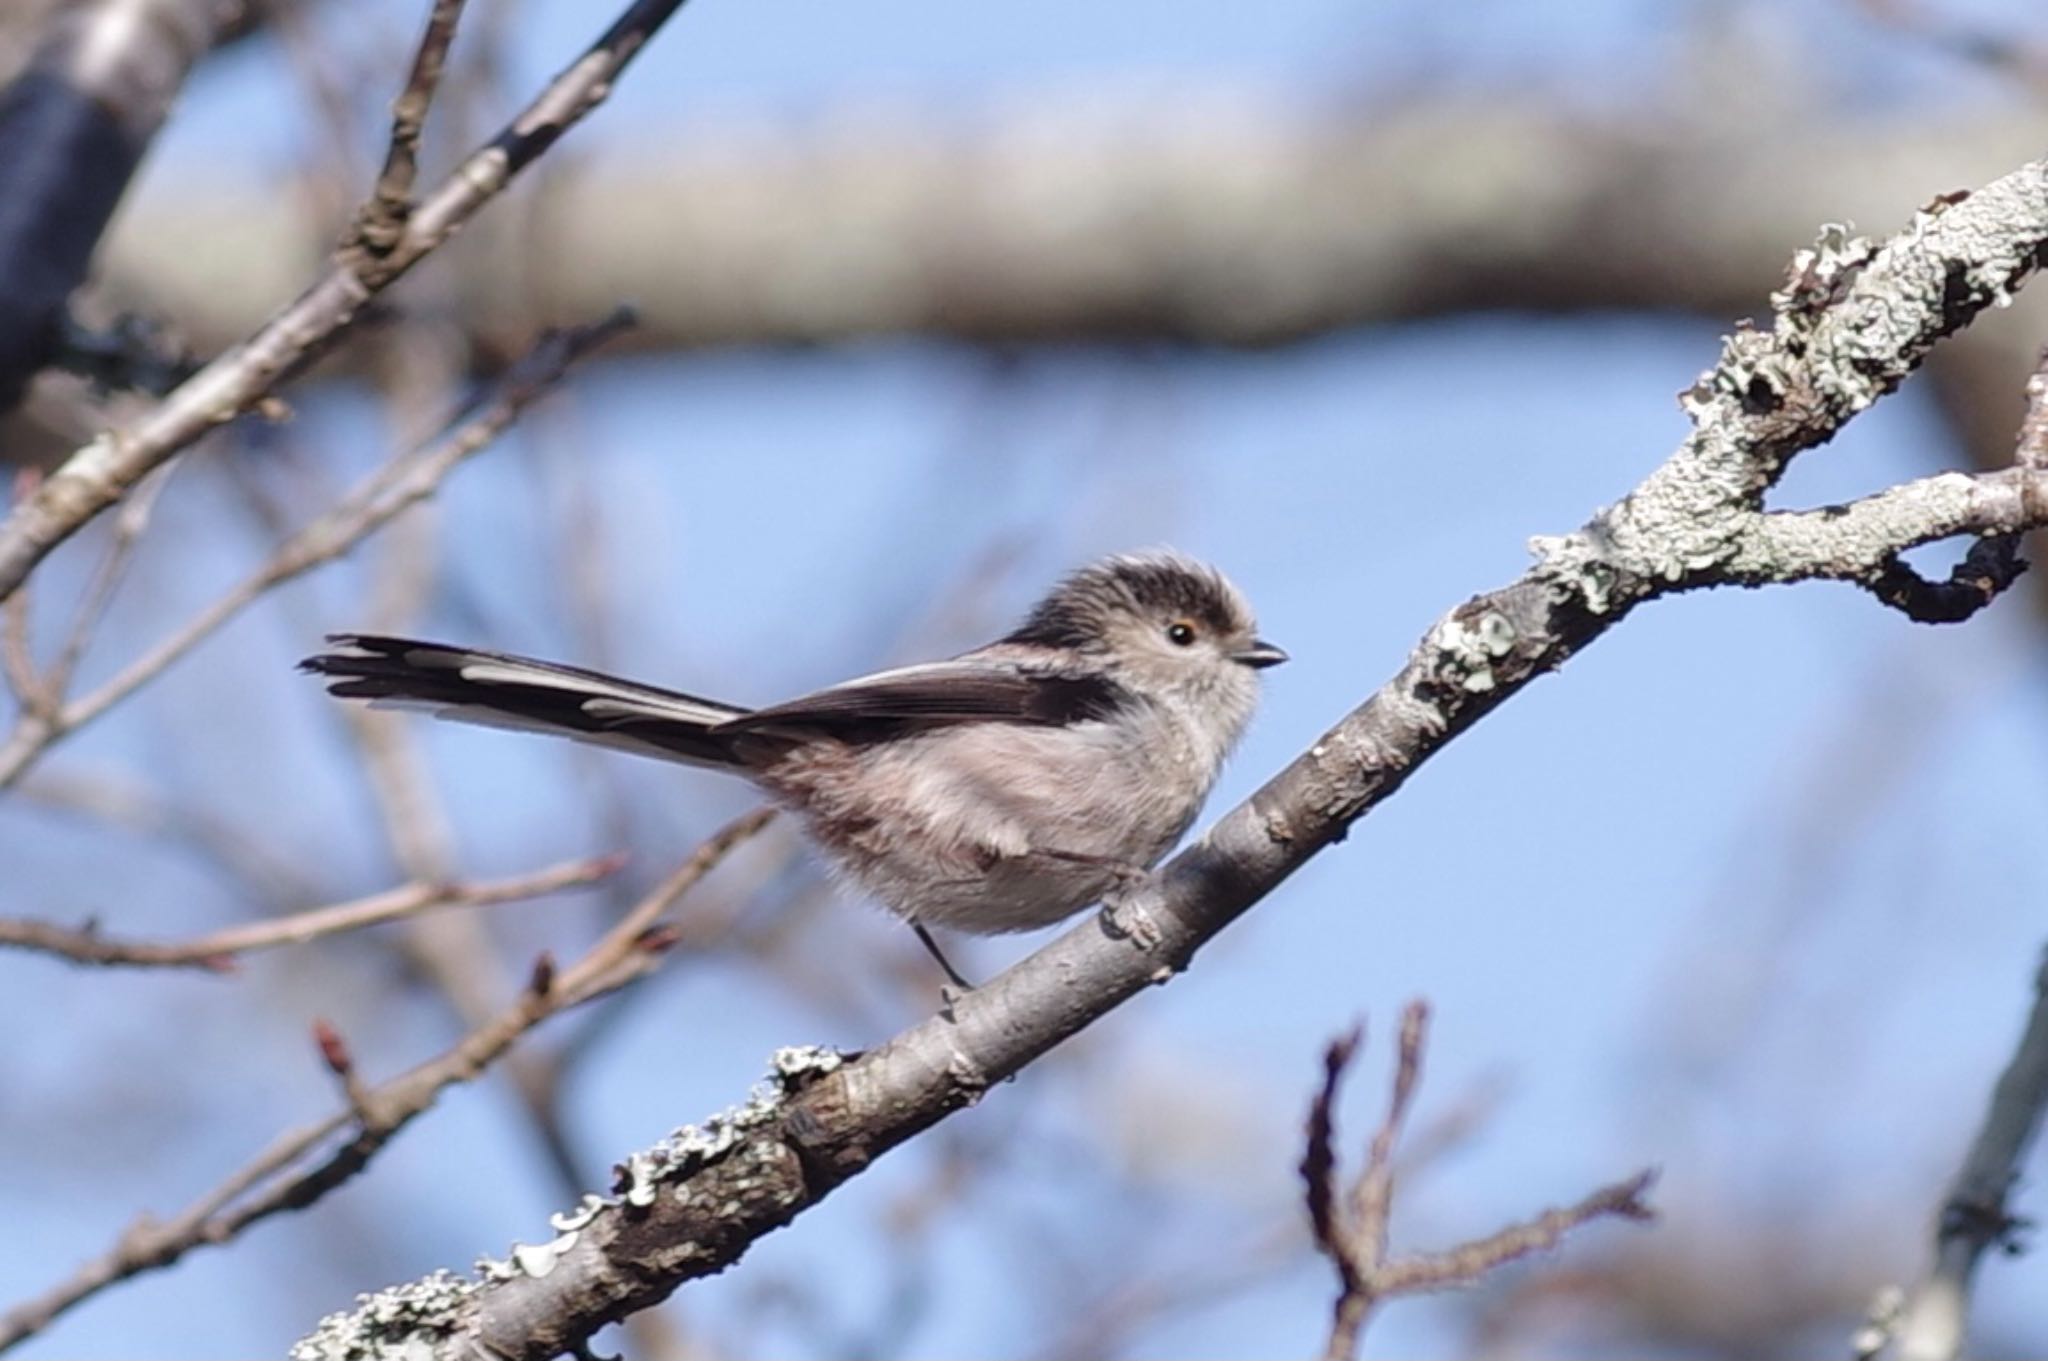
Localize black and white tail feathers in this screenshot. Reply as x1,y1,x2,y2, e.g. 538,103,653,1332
300,635,756,768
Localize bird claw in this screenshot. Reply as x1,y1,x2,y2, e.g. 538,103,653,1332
1098,876,1163,950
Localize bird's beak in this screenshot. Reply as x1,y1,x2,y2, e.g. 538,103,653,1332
1234,639,1289,669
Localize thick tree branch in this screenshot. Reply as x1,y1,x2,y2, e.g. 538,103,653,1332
0,852,621,970
284,153,2048,1360
0,0,269,410
1887,949,2048,1361
0,0,690,603
0,808,772,1354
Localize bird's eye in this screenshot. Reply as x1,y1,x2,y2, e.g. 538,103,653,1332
1166,621,1197,647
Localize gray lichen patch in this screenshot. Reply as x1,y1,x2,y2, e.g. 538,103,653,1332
614,1046,844,1204
292,1049,847,1360
290,1270,476,1361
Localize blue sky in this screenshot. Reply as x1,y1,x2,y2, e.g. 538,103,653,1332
6,0,2048,1356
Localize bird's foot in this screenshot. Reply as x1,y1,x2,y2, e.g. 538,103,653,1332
1097,871,1164,951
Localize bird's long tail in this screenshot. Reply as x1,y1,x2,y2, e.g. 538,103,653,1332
301,634,756,768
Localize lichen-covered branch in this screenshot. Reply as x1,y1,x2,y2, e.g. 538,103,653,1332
283,153,2048,1360
0,0,691,604
0,808,772,1354
1885,949,2048,1361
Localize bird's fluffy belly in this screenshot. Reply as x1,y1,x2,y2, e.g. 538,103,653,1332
762,719,1198,933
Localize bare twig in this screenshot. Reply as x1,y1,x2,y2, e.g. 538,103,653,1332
0,308,633,790
0,807,773,1352
0,0,691,602
313,1020,377,1125
1887,948,2048,1361
42,462,176,701
281,154,2048,1361
0,853,623,970
1301,1005,1655,1361
350,0,471,257
1352,1001,1427,1274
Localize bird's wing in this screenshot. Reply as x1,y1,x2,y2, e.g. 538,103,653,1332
716,659,1129,738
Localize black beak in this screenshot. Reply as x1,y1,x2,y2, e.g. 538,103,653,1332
1234,639,1289,669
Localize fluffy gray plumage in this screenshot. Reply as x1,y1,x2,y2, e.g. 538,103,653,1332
302,551,1284,936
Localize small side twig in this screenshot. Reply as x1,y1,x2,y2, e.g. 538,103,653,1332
1301,1002,1656,1361
0,853,624,970
350,0,472,257
1855,338,2048,625
0,807,773,1352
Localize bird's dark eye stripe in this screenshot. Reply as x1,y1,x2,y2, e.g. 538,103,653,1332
1166,621,1197,646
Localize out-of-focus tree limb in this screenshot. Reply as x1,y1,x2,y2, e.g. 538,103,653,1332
84,97,2048,470
0,0,692,605
1884,949,2048,1361
0,0,279,411
0,851,621,970
288,149,2048,1361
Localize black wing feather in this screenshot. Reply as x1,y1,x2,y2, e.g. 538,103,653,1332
716,662,1129,739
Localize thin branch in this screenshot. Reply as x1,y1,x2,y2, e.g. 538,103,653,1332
1303,1024,1363,1295
1888,948,2048,1361
0,0,692,603
42,461,176,701
0,853,623,970
1372,1173,1658,1296
0,808,773,1353
0,308,634,791
1300,1006,1653,1361
351,0,471,256
1352,1000,1428,1275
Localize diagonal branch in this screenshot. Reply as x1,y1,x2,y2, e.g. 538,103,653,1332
279,150,2048,1360
0,307,634,792
0,807,773,1354
0,0,692,604
1887,948,2048,1361
0,852,623,970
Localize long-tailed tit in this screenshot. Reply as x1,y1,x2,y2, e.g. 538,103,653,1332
302,551,1284,976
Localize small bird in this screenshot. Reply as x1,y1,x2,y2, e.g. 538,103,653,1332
301,551,1284,981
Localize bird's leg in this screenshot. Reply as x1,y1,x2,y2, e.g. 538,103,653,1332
1033,848,1164,950
910,921,976,994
